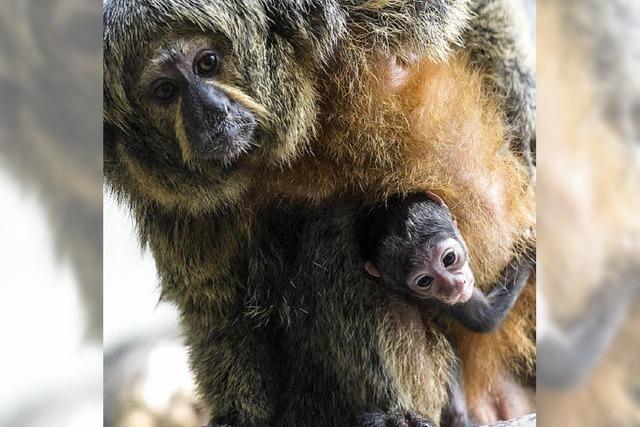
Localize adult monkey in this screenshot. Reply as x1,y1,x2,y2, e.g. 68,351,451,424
103,0,535,426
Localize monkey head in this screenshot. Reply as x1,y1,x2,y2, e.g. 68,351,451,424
363,192,475,305
103,0,348,214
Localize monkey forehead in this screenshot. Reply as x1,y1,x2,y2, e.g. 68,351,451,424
405,213,456,240
430,237,464,255
103,0,344,108
407,199,451,220
151,35,225,64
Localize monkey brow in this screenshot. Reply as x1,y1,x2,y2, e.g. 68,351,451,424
157,49,182,66
140,50,183,85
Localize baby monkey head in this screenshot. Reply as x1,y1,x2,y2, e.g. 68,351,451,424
362,192,475,305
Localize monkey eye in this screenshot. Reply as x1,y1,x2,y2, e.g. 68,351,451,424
150,79,179,104
442,251,456,267
194,50,220,77
416,276,433,289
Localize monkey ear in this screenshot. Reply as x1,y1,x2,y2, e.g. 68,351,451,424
364,261,381,278
424,191,447,208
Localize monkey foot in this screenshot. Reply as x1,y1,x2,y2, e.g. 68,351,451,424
357,410,434,427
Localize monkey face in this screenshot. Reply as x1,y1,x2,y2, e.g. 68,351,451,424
139,36,264,167
406,236,475,305
362,193,476,305
104,1,337,213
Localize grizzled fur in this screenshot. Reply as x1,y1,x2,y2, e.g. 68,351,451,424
463,0,537,172
104,0,535,425
104,0,471,215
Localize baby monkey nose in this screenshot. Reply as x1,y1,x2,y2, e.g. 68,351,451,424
452,276,467,289
439,275,469,302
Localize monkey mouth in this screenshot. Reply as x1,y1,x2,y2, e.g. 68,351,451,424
449,280,474,304
184,109,257,166
194,126,256,166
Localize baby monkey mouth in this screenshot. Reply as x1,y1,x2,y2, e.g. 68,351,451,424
451,280,474,304
448,274,475,304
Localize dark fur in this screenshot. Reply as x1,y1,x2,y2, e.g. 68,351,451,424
103,0,535,425
463,0,537,171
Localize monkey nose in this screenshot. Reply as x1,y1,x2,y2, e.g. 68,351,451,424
441,284,461,300
203,92,229,116
452,276,467,289
445,277,471,303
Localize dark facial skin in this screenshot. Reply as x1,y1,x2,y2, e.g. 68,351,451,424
140,37,257,166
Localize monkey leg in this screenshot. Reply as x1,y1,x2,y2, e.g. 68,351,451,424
441,360,475,427
184,309,281,427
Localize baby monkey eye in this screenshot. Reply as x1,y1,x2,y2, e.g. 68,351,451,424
442,251,456,267
416,276,433,288
150,79,179,104
194,50,220,77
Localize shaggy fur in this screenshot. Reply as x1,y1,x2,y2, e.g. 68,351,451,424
256,51,536,417
463,0,536,172
103,0,535,425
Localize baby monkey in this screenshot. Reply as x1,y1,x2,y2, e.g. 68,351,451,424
358,192,534,334
358,192,534,426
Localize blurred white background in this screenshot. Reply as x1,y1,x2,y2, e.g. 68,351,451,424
104,192,179,349
0,168,101,426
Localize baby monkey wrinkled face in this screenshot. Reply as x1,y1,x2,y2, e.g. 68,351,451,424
405,232,475,304
138,36,268,166
360,192,475,305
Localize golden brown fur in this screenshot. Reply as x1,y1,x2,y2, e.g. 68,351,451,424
250,52,536,419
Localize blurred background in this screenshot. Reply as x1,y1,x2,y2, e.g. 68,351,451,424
0,0,104,425
537,0,640,426
0,0,639,426
0,0,199,425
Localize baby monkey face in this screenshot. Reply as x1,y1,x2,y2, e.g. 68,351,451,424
360,192,476,306
406,236,475,304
